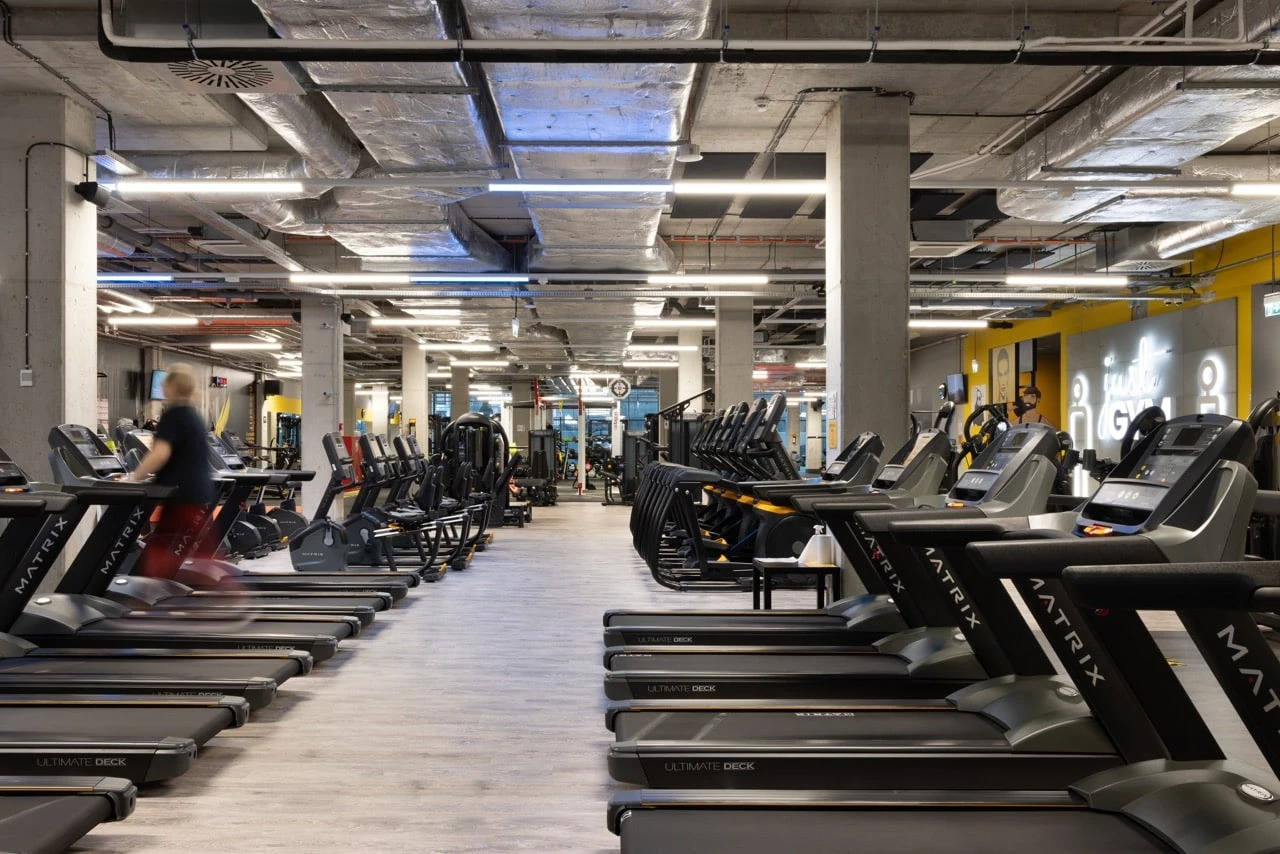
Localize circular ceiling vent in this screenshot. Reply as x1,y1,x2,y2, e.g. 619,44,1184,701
166,59,276,90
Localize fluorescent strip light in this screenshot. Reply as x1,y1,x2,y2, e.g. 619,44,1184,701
633,318,716,329
1231,182,1280,197
647,274,769,286
274,372,302,379
409,274,529,284
209,341,284,351
292,273,411,285
402,308,463,317
673,180,826,196
370,318,461,327
910,305,996,312
355,389,378,396
625,344,699,352
949,291,1122,301
112,179,305,196
449,360,511,368
795,360,826,369
909,318,989,330
752,369,769,379
106,316,199,327
569,372,617,380
97,274,173,283
1004,274,1130,288
488,181,673,194
623,360,678,368
418,343,494,352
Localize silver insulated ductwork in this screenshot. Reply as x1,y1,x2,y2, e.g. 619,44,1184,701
1000,0,1280,257
243,0,510,270
464,0,711,273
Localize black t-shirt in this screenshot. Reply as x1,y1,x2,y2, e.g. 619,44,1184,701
154,403,215,507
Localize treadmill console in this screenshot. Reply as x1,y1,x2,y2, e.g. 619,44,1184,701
206,433,246,472
50,424,128,478
824,432,882,482
948,423,1059,505
1075,414,1252,536
872,430,948,490
0,447,30,492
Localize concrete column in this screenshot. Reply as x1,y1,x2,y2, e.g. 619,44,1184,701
658,368,678,448
300,295,343,515
449,366,470,421
511,380,534,454
369,383,389,437
342,380,356,437
805,399,824,473
785,401,801,458
715,297,754,408
677,328,704,414
0,96,97,478
400,342,428,440
826,93,911,452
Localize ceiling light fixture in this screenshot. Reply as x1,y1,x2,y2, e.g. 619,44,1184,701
111,179,306,197
488,181,673,194
647,274,770,286
908,318,990,330
448,360,512,368
105,316,199,327
625,344,699,352
1004,274,1130,288
401,308,463,317
1230,182,1280,196
97,274,174,283
673,180,826,196
370,318,462,327
622,359,679,368
752,369,768,379
675,143,703,163
418,343,494,352
98,290,156,314
633,318,716,329
209,341,284,351
795,359,826,369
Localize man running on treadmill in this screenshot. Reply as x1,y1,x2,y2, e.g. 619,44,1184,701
128,364,217,579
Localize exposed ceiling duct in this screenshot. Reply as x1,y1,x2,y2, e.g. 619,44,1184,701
240,0,509,271
999,0,1280,257
463,0,710,273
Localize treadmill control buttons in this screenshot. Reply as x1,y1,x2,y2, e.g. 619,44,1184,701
1239,783,1276,803
1057,686,1079,698
114,578,128,585
33,597,51,606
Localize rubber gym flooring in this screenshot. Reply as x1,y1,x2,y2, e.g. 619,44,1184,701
77,500,1267,852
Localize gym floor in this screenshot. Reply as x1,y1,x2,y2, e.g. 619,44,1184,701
77,501,1268,852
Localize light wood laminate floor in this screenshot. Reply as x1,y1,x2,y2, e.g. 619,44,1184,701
74,499,1271,852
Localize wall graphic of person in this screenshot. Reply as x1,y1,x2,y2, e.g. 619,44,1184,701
1017,386,1054,427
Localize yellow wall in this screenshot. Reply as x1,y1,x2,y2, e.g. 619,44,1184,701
969,225,1273,426
261,395,301,444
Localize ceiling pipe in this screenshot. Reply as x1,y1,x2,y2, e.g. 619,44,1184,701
96,16,1280,67
97,216,190,263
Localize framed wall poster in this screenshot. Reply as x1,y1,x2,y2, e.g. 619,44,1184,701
989,344,1016,406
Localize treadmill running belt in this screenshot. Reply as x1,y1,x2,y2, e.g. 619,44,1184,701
77,617,349,640
608,614,838,628
2,708,228,747
627,709,1002,742
609,653,909,675
0,658,297,683
0,796,113,854
619,808,1166,853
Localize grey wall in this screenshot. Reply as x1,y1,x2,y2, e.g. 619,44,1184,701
909,337,961,439
98,338,146,428
1065,298,1237,467
1254,283,1280,407
98,340,254,435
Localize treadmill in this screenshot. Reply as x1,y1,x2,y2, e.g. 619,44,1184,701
54,424,417,603
0,776,135,854
602,428,955,648
609,415,1280,852
83,432,396,626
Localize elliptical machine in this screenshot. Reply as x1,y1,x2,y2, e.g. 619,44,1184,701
287,433,355,572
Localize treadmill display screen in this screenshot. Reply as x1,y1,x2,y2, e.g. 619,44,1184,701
874,465,905,488
63,427,100,457
1090,482,1167,512
133,433,154,450
1000,430,1032,450
1133,451,1198,485
953,471,996,494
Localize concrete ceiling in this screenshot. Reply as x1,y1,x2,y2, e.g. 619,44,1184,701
1,0,1264,387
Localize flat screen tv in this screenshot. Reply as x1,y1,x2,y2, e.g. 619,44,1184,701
944,372,967,405
149,369,167,401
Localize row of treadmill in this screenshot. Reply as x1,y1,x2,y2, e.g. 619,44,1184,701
602,390,1280,853
0,421,513,853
